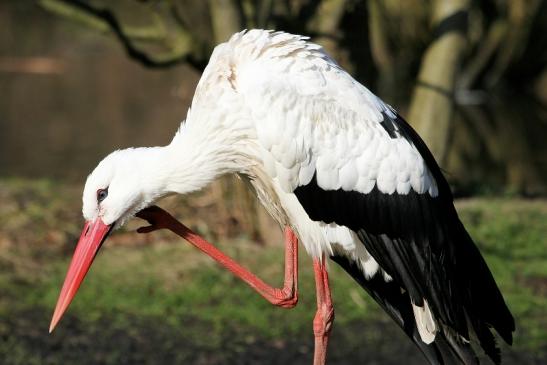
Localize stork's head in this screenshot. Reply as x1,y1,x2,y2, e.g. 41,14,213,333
50,147,166,332
82,148,162,227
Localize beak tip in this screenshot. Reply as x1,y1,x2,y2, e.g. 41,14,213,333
49,316,58,334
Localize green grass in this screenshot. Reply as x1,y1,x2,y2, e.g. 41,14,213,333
0,180,546,364
456,199,547,353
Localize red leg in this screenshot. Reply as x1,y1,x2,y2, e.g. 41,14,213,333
313,254,334,365
137,206,298,308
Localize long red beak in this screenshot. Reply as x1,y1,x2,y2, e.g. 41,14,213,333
49,218,112,333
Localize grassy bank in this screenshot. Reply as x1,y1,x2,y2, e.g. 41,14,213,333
0,179,546,364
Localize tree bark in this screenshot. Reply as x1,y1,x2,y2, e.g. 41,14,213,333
367,0,396,101
208,0,244,43
407,0,470,164
308,0,347,57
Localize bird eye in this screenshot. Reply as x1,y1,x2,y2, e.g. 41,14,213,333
97,188,108,203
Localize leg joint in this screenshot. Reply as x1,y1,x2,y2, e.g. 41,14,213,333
313,305,335,337
271,287,298,308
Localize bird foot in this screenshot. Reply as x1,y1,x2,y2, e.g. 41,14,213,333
136,205,178,233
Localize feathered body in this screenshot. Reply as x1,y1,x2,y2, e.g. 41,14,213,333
176,30,438,259
88,30,514,364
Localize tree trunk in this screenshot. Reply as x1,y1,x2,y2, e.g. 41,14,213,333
308,0,347,57
367,0,396,101
208,0,244,43
407,0,470,164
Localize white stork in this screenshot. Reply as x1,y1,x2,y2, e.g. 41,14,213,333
50,30,515,364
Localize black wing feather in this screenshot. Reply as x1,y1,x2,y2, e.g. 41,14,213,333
293,113,515,364
331,253,479,365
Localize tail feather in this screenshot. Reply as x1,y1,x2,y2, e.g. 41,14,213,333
331,254,479,365
472,321,501,364
457,223,515,347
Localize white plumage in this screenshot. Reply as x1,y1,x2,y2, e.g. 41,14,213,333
181,30,437,259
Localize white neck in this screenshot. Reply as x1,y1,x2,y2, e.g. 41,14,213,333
142,114,254,199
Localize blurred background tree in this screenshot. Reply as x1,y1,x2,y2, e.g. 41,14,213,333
38,0,547,188
2,0,546,241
